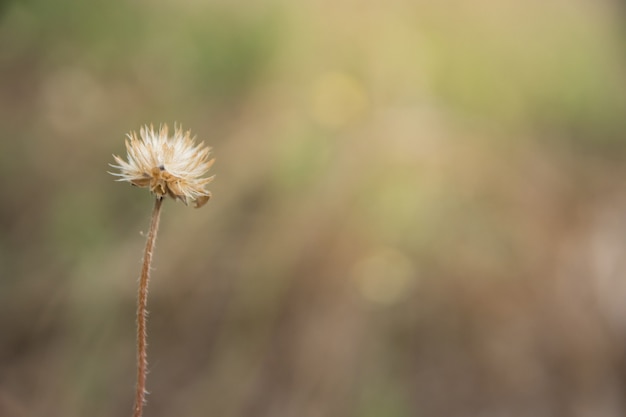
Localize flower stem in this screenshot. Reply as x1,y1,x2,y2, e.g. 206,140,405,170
133,196,163,417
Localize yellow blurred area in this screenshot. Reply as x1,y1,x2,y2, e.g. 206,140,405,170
310,72,368,129
2,0,626,416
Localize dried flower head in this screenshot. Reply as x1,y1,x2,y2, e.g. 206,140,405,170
110,124,215,208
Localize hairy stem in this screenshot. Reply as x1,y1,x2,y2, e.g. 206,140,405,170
133,197,163,417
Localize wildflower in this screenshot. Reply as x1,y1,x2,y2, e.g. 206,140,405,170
110,124,215,208
109,123,215,417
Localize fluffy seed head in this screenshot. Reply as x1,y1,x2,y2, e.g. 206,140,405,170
109,124,215,208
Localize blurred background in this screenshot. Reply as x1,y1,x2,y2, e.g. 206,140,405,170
2,0,626,416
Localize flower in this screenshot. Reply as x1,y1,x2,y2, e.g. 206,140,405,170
110,124,215,208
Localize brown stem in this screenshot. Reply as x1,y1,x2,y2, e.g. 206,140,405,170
133,197,163,417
